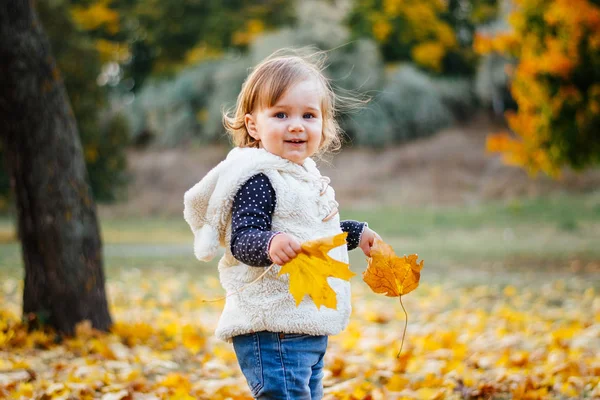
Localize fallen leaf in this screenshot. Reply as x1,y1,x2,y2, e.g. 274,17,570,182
2,246,598,399
278,232,355,309
363,238,423,297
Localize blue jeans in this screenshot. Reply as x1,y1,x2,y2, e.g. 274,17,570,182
232,331,328,400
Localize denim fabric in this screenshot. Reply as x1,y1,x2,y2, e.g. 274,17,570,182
232,331,328,399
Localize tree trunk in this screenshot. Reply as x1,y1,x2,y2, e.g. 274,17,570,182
0,1,112,334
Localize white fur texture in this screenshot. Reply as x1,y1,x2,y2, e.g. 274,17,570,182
193,225,219,262
183,147,351,342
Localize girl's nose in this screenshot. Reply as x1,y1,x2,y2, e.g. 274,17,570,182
288,119,305,132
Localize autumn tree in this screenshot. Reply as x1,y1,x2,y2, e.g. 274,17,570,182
347,0,498,75
0,0,128,210
40,0,129,202
477,0,600,176
0,1,112,334
0,0,294,209
69,0,296,89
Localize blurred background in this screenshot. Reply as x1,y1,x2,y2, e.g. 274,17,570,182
1,0,599,398
2,0,598,283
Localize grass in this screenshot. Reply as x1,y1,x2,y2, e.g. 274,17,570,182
342,192,600,237
1,192,599,286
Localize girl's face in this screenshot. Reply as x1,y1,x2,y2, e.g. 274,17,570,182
245,79,323,165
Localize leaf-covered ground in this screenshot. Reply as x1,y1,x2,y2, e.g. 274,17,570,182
1,265,599,399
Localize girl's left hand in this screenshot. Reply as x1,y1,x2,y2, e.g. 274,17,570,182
359,226,381,257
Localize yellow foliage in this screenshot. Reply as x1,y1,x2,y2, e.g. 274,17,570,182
479,0,600,175
111,321,155,346
436,22,457,48
232,19,266,46
161,373,191,389
70,0,120,34
474,32,519,56
1,269,599,398
383,0,405,17
13,382,34,398
503,285,517,297
486,132,514,153
278,232,355,309
372,17,393,42
386,374,410,391
95,39,130,64
184,44,223,66
85,147,99,163
362,0,459,71
412,41,446,72
472,4,498,24
416,387,445,399
181,325,205,355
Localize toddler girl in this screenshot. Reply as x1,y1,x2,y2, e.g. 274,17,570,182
183,49,379,399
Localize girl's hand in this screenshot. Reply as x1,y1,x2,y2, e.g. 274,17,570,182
359,227,381,257
268,233,302,265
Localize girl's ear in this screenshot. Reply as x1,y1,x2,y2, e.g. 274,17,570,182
245,113,260,140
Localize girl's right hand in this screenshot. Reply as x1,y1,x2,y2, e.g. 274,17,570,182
359,227,382,257
268,233,302,265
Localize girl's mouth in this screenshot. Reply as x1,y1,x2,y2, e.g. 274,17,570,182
285,139,306,145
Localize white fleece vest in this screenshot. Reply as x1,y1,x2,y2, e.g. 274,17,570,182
183,147,351,341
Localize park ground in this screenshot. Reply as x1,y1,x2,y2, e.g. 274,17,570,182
1,117,599,398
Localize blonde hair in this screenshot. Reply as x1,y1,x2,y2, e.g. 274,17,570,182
223,49,344,155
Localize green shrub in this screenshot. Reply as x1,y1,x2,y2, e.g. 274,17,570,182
433,77,477,121
344,102,393,147
117,0,478,149
124,61,222,145
123,0,384,147
204,57,252,142
350,65,454,146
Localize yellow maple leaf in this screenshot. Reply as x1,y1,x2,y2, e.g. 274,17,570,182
363,238,423,297
278,232,355,310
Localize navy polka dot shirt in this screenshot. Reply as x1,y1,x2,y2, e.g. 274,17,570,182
231,173,366,267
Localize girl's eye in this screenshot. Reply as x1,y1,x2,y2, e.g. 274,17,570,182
303,113,315,119
275,112,286,118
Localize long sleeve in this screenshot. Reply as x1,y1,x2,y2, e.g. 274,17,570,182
230,173,367,266
230,173,279,267
341,220,367,251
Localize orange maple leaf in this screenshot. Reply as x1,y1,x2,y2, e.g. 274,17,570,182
278,232,355,310
362,238,424,358
363,238,423,297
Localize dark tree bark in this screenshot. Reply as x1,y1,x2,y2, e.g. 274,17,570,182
0,1,112,334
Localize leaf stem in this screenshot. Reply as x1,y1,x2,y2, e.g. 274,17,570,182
397,295,408,358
